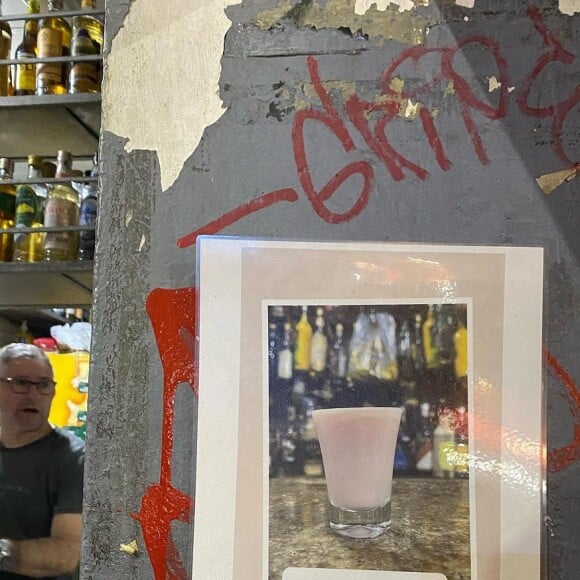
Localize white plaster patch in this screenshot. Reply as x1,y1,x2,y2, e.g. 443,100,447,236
354,0,418,15
455,0,475,7
559,0,580,15
103,0,242,191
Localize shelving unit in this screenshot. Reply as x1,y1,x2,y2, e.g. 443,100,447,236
0,4,103,338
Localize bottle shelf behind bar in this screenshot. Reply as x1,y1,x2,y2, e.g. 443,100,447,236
268,303,470,481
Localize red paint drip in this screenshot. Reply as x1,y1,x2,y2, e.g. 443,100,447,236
132,287,198,579
177,188,298,249
545,349,580,472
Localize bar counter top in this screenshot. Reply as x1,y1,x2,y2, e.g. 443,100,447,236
269,476,470,580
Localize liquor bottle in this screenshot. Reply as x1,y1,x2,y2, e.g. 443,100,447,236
415,402,434,476
397,318,415,387
77,156,98,260
43,150,80,261
328,322,348,380
72,0,103,53
280,406,304,476
14,0,40,96
454,405,469,478
436,306,456,366
0,0,12,96
269,428,280,478
293,305,312,371
277,322,294,380
422,305,439,369
433,410,455,479
36,0,72,95
13,155,45,262
0,158,16,262
301,404,324,477
410,313,425,375
69,28,99,93
310,307,328,373
15,321,34,343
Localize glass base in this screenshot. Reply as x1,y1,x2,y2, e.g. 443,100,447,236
329,501,391,539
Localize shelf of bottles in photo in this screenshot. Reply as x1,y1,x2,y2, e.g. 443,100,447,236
0,0,104,99
0,150,98,265
268,304,470,482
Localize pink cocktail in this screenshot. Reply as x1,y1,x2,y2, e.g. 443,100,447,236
312,407,403,538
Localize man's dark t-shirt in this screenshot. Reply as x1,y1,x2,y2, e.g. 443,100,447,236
0,428,85,580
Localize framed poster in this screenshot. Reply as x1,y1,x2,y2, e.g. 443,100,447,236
193,238,545,580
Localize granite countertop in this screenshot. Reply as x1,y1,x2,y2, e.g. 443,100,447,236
269,476,470,580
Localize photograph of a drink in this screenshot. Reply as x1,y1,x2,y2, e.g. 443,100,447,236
312,407,403,539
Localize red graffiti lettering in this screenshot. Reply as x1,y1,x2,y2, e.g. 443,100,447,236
133,287,197,579
291,56,374,223
518,6,580,168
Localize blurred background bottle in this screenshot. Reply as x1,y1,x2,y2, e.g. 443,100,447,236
13,154,45,262
77,153,98,260
36,0,71,95
0,0,12,96
71,0,103,89
0,157,16,261
43,150,79,261
294,305,312,372
69,28,98,93
14,0,40,96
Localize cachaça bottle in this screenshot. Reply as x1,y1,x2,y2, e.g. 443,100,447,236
0,0,12,96
0,157,15,261
13,155,45,262
14,0,40,95
43,150,79,261
294,305,312,372
36,0,71,95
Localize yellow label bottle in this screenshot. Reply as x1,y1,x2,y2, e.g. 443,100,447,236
294,306,312,371
422,305,439,369
454,320,468,379
0,157,16,262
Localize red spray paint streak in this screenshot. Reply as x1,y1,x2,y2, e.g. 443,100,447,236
132,287,197,579
545,349,580,472
138,7,580,576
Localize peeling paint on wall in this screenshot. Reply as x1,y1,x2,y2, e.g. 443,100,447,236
536,168,579,195
354,0,426,15
254,0,436,45
559,0,580,15
103,0,242,191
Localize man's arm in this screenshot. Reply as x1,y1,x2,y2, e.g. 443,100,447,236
5,513,82,578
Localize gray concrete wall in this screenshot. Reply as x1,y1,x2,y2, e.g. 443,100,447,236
83,0,580,578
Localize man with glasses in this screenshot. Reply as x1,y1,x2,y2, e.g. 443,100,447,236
0,343,84,579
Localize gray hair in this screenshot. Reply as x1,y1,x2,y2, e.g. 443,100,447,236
0,343,52,371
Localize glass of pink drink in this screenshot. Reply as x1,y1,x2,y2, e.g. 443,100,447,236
312,407,403,539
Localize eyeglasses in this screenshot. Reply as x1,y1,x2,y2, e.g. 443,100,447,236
0,377,56,395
